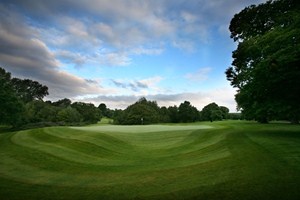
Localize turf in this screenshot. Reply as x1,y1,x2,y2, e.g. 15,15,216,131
0,121,300,199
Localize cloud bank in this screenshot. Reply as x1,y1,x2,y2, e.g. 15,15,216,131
0,0,266,111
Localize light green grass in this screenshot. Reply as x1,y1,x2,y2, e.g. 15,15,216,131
72,124,213,133
0,121,300,199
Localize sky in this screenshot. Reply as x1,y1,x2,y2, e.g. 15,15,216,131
0,0,267,112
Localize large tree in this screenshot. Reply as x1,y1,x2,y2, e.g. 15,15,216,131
200,102,223,122
11,78,49,103
0,68,24,126
71,102,101,123
178,101,199,123
225,0,300,123
115,98,161,125
167,106,179,123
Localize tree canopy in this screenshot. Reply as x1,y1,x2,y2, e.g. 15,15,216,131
11,78,48,103
113,98,229,125
226,0,300,123
200,102,229,122
114,98,161,125
1,67,233,127
0,67,102,127
0,68,24,126
178,101,199,122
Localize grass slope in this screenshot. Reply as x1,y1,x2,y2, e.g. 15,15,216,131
0,121,300,199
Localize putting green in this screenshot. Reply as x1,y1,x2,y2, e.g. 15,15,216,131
1,121,300,199
71,124,213,133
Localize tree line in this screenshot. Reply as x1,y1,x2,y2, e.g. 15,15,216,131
1,0,299,126
111,97,231,125
1,67,235,128
0,67,100,128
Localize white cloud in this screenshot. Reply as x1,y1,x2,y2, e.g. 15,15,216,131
181,11,197,23
111,76,163,94
185,67,212,82
55,50,87,67
82,86,237,112
130,46,164,55
172,40,196,52
2,0,268,52
0,6,113,100
0,0,263,109
95,50,132,66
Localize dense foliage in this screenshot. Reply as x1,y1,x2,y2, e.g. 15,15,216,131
226,0,300,123
23,99,101,126
0,68,24,126
1,67,233,127
113,98,230,125
201,103,230,122
0,67,101,127
113,98,162,125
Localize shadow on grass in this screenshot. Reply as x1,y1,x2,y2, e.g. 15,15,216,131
0,125,14,134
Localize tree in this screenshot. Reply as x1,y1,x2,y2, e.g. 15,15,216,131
167,106,179,123
225,0,300,123
228,113,243,120
126,103,158,125
159,106,171,123
98,103,107,115
0,67,24,126
11,78,49,103
37,103,60,122
114,98,161,125
57,107,82,124
25,100,48,123
24,100,59,123
200,103,223,122
178,101,199,122
98,103,114,118
71,102,101,124
52,98,72,108
219,106,230,119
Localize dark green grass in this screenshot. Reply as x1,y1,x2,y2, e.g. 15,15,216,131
0,121,300,199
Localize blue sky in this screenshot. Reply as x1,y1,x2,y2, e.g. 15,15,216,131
0,0,266,111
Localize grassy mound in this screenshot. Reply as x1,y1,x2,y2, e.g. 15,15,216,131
0,121,300,199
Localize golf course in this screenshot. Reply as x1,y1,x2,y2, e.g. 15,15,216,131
0,120,300,199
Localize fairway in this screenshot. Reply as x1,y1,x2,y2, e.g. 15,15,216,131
1,121,300,199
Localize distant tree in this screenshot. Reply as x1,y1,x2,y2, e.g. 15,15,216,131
71,102,101,124
219,106,230,119
11,78,48,103
127,104,158,125
37,103,59,122
210,109,223,121
178,101,199,122
105,108,114,118
113,109,125,124
25,100,48,123
201,102,223,122
98,103,107,113
228,113,243,120
159,106,171,123
167,106,179,123
57,107,82,124
52,98,72,108
98,103,113,118
0,67,106,127
114,98,161,125
225,0,300,123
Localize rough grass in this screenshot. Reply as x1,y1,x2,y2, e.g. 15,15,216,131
0,121,300,199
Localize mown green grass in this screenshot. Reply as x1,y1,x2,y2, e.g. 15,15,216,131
0,121,300,199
